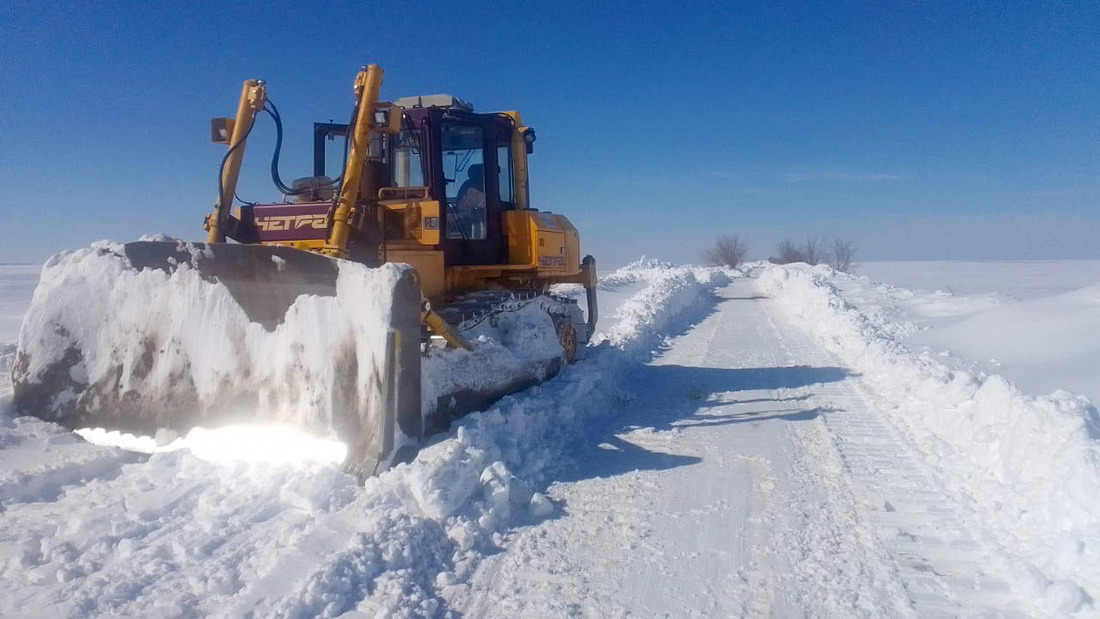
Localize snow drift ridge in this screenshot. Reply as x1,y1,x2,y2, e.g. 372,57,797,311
760,263,1100,608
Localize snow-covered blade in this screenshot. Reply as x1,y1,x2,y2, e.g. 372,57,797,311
11,241,423,475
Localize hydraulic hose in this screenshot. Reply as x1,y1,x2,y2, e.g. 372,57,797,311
263,100,307,196
215,118,257,215
264,98,353,197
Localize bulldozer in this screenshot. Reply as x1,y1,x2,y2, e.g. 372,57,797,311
11,64,598,476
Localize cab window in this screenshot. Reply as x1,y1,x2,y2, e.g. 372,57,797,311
442,123,486,240
390,129,424,187
497,142,513,206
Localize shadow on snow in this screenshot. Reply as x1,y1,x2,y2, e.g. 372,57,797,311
557,363,851,483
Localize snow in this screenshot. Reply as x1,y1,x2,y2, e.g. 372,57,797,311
860,260,1100,300
1,257,1099,616
908,283,1100,398
0,258,735,616
760,263,1100,613
77,425,349,465
13,242,410,466
858,261,1100,400
421,300,566,416
455,278,916,617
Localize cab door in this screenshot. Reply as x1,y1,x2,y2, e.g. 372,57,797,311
440,117,509,266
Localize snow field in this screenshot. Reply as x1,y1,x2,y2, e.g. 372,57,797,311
854,261,1100,399
759,264,1100,613
859,260,1100,301
0,260,734,616
905,283,1100,399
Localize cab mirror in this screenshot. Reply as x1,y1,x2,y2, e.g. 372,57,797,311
210,117,234,144
523,127,536,154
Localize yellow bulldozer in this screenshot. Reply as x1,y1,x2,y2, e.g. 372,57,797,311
11,64,597,476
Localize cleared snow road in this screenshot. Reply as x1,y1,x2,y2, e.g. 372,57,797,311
2,261,1093,617
454,277,1024,618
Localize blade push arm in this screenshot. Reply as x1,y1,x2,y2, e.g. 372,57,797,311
205,79,267,242
322,65,383,258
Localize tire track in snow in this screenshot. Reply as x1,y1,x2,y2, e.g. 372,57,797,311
762,280,1028,617
458,281,780,618
457,280,915,618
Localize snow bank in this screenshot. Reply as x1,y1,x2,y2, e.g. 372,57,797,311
597,256,738,292
597,263,732,354
597,256,677,289
760,264,1100,610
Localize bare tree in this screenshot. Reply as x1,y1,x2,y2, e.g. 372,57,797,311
771,235,857,270
801,235,824,266
772,238,803,264
702,234,748,268
771,236,823,265
828,237,857,272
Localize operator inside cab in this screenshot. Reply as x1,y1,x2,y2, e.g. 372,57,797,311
450,163,487,239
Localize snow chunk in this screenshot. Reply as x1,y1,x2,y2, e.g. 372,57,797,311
528,492,554,518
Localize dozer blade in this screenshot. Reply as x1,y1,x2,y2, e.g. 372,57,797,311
11,241,422,475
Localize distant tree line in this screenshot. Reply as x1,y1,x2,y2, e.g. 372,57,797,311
771,235,857,272
702,234,857,272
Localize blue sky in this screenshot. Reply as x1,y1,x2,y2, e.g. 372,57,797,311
1,1,1097,266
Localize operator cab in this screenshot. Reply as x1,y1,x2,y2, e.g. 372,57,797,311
387,95,525,266
282,94,535,268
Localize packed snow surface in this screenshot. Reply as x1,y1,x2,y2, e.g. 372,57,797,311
0,257,1098,616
